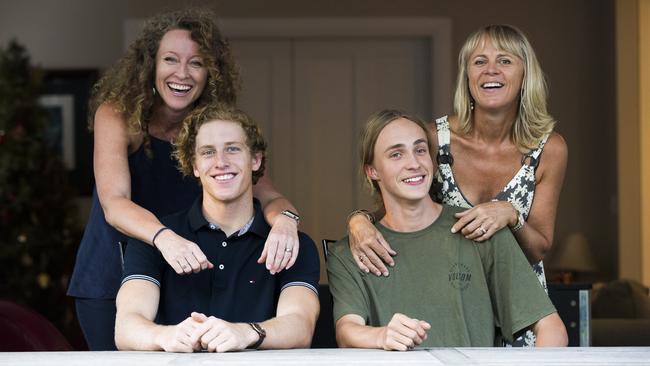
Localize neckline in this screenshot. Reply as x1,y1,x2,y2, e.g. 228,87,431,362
377,205,448,237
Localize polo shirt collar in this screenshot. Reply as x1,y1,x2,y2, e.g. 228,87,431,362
187,195,270,238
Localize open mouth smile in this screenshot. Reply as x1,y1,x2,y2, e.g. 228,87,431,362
167,82,193,94
480,82,503,89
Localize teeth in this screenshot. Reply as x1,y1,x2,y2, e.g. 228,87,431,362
403,176,424,183
481,82,503,88
168,82,191,91
215,174,234,181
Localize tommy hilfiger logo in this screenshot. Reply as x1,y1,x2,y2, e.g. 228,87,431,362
448,263,472,290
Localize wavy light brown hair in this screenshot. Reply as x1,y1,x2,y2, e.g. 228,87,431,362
174,105,266,184
88,8,239,135
454,24,556,152
360,109,431,204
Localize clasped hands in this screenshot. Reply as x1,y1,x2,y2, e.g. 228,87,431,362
378,313,431,351
159,312,258,353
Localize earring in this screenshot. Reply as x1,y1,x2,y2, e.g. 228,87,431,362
152,87,157,96
470,100,475,111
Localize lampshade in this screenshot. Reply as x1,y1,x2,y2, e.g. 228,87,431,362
551,232,597,273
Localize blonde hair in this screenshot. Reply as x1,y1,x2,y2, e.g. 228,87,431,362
454,24,555,152
173,105,266,184
359,109,430,205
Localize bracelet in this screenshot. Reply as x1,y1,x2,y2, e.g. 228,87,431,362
347,209,376,225
511,210,525,233
152,227,170,248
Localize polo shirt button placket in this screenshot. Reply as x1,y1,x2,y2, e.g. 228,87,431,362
222,241,227,247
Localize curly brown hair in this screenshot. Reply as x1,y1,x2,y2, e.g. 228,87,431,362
88,8,240,135
174,105,266,184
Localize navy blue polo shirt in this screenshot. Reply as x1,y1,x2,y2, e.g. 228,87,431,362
121,197,320,326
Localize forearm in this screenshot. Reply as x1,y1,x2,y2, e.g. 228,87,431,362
102,196,167,246
253,175,297,226
513,223,552,265
257,311,316,349
336,321,384,349
115,311,167,351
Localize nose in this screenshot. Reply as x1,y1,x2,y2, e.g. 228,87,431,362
214,151,230,168
405,152,421,170
175,62,189,79
485,60,499,74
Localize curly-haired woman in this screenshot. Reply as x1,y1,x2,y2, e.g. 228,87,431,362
68,9,301,350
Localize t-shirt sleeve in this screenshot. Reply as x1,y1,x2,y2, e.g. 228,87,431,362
481,229,557,343
326,238,370,323
121,237,165,288
277,232,320,295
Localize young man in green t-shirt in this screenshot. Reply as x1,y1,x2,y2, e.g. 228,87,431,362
327,110,568,350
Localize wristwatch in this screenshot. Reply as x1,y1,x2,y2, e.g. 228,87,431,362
248,322,266,349
280,210,300,224
511,210,525,232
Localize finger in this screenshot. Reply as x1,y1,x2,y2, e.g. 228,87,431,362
185,252,201,273
191,312,208,322
363,247,389,276
420,320,432,330
286,239,300,270
171,260,184,275
192,248,212,271
279,247,292,270
453,207,473,218
270,240,287,274
384,337,408,351
353,251,371,273
257,245,268,264
388,331,415,351
451,212,476,234
377,234,397,257
372,238,395,267
265,238,279,273
460,217,483,237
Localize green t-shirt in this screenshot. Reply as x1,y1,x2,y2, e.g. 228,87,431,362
326,205,556,347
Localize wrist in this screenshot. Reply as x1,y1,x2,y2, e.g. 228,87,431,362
347,209,375,227
509,207,525,232
278,209,300,226
246,322,266,349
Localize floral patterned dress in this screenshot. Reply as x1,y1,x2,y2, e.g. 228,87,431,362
433,115,550,347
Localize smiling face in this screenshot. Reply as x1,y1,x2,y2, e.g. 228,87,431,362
155,29,208,114
365,118,433,205
467,36,524,114
193,120,262,204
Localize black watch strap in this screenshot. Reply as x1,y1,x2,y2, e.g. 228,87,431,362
248,322,266,349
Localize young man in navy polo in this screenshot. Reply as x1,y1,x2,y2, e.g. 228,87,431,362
115,106,320,352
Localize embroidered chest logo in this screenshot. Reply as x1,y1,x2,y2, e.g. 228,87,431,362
448,263,472,290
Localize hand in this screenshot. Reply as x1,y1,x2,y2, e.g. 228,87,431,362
155,229,214,274
157,315,205,352
190,312,258,352
348,213,396,276
451,201,518,242
378,313,430,351
257,214,299,274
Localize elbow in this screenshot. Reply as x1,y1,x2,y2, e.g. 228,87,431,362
526,240,551,265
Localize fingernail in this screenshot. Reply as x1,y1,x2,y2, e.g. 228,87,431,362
375,271,381,276
451,228,456,233
383,272,389,277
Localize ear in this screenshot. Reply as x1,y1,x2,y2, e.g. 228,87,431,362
364,164,379,181
193,161,200,178
251,152,262,171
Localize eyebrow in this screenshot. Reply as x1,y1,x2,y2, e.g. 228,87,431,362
384,138,427,152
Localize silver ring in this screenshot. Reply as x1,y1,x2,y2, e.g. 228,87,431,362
479,226,487,235
285,248,293,252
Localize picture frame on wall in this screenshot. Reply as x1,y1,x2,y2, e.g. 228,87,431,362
41,69,99,196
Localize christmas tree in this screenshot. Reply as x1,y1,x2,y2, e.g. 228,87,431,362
0,40,82,345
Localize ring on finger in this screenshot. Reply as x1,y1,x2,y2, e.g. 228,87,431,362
285,247,293,252
479,226,487,235
359,255,366,262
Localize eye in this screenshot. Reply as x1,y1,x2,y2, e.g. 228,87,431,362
163,56,178,64
473,58,486,66
226,146,242,153
415,147,428,155
499,58,512,65
389,151,402,159
190,59,204,68
200,149,215,157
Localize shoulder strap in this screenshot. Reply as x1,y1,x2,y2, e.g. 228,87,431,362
521,133,551,168
435,116,453,165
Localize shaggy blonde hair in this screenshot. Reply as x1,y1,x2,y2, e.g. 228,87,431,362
454,24,555,152
173,105,266,184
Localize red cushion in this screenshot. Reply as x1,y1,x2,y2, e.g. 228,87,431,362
0,300,72,351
